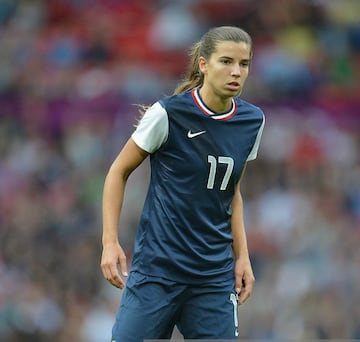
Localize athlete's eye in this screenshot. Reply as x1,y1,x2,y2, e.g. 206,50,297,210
221,59,232,65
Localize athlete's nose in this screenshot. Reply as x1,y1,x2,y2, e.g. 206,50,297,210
231,64,241,77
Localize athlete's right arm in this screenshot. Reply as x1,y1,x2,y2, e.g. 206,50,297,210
101,138,149,289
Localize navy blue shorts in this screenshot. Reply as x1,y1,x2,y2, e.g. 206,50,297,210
111,271,239,341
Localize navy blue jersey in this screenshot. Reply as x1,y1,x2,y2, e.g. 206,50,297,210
130,89,265,284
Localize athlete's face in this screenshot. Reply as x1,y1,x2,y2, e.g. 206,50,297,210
199,40,251,100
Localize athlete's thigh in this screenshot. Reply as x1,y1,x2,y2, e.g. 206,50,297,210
111,272,182,342
177,280,239,340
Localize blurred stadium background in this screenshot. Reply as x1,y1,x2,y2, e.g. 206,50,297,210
0,0,359,341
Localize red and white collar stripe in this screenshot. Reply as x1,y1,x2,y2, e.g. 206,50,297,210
192,88,236,120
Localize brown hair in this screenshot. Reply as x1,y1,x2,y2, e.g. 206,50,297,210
174,26,252,95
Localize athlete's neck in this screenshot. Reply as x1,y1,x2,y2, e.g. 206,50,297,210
199,87,233,114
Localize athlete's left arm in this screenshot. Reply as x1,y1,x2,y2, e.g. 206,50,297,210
231,164,255,305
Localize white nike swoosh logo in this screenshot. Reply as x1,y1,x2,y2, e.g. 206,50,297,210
187,130,206,138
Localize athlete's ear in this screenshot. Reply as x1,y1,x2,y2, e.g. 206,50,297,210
198,56,208,75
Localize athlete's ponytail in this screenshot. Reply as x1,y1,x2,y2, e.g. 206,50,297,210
173,42,204,95
174,26,252,95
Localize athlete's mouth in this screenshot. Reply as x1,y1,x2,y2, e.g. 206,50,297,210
226,82,241,90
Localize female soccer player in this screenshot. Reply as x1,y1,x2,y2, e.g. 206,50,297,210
101,26,265,341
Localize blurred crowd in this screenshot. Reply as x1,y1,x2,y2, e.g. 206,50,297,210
0,0,359,341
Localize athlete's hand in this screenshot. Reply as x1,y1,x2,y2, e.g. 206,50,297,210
234,257,255,305
101,242,128,289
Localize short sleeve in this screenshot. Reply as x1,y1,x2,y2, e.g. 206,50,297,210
247,112,265,161
131,102,169,153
